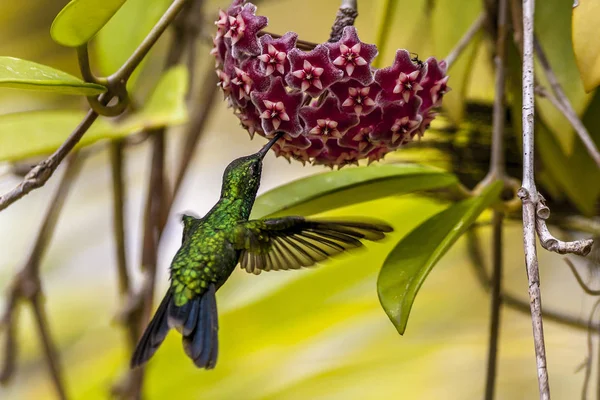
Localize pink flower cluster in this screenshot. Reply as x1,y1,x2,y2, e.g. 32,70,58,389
213,0,450,167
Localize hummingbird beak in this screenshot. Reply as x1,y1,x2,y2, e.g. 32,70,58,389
257,131,285,160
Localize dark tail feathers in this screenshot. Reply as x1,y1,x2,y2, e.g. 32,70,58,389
130,284,219,369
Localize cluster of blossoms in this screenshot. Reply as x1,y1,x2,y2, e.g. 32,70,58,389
212,0,449,167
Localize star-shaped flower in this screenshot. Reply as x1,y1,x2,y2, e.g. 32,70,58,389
365,146,390,165
286,45,343,97
273,135,324,164
299,97,358,139
215,10,230,39
210,35,228,67
329,81,382,115
339,107,382,152
216,69,231,96
419,58,450,110
325,26,378,85
251,77,303,136
371,98,423,148
226,3,268,57
314,139,360,168
258,32,297,77
235,101,264,138
374,50,425,104
226,58,270,108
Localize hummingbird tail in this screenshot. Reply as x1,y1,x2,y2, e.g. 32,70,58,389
181,283,219,369
130,285,219,369
130,289,173,368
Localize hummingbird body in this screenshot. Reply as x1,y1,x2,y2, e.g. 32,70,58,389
131,135,393,369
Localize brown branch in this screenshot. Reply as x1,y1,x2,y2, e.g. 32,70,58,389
533,37,600,170
565,258,600,296
582,299,600,400
109,141,140,351
443,12,487,70
485,211,504,400
466,228,599,332
0,0,193,214
483,1,508,398
31,294,67,400
112,1,204,397
0,153,84,399
0,111,98,212
534,199,594,256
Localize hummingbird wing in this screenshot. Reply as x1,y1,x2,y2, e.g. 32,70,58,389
232,217,393,274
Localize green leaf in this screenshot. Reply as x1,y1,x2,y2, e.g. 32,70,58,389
117,65,189,133
0,110,112,162
372,0,431,69
535,0,595,154
50,0,127,47
95,0,172,86
377,181,502,335
252,164,459,219
0,56,106,95
0,66,188,162
507,43,600,216
572,0,600,92
431,0,483,123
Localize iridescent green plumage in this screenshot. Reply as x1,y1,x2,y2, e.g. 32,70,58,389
131,133,393,370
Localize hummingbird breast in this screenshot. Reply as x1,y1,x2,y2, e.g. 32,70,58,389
169,221,240,307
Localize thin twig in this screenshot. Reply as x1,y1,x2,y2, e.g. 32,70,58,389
519,0,551,397
582,299,600,400
597,310,600,400
443,12,487,70
565,258,600,296
484,1,508,397
533,199,594,256
31,294,67,400
467,228,600,332
112,1,203,397
0,0,192,214
109,141,140,350
111,0,191,82
532,37,600,170
0,154,84,398
0,111,98,212
486,211,504,400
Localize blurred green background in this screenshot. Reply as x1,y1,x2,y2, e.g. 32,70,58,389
0,0,596,399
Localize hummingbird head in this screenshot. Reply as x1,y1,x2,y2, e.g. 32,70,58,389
220,132,284,200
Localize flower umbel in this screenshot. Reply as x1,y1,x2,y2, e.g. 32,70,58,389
213,1,450,167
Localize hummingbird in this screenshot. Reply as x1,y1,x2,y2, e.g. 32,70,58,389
130,132,393,369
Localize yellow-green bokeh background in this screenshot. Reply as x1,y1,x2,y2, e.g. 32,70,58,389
0,1,595,399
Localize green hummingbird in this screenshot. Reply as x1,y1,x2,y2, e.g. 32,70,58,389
130,132,393,369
